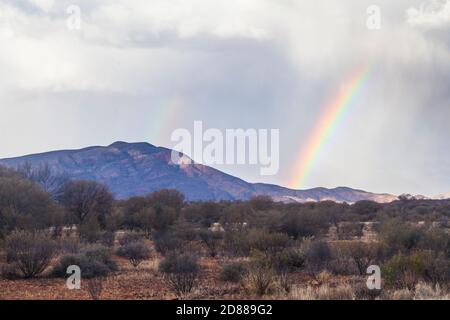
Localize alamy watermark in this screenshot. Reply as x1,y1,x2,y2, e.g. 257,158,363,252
170,121,280,176
366,265,381,290
66,265,81,290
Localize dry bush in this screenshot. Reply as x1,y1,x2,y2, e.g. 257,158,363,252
154,232,184,256
116,242,151,268
199,230,224,257
243,260,276,297
303,240,332,278
5,230,58,278
337,223,364,240
118,231,145,246
333,241,385,275
277,272,292,294
86,277,104,300
353,282,382,300
219,261,248,283
159,253,199,297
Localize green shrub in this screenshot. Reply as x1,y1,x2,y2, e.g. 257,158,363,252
382,251,431,290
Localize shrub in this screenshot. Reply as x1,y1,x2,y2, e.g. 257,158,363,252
224,230,251,257
379,219,425,253
0,263,22,280
277,210,329,239
337,223,364,240
118,231,145,246
86,278,104,300
100,231,116,247
247,229,291,256
59,238,80,254
243,258,276,297
224,229,291,257
5,231,58,278
154,232,184,255
219,262,248,283
77,218,103,244
199,230,224,257
159,253,199,296
382,251,431,290
271,248,305,274
334,241,386,275
353,283,382,300
52,254,110,279
52,245,117,279
83,245,117,272
304,241,332,278
116,242,151,268
425,254,450,285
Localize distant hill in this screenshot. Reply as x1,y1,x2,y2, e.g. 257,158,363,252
0,141,398,203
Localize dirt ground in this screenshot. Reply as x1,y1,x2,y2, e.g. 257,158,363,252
0,256,252,300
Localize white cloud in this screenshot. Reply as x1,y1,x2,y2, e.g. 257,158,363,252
407,0,450,28
28,0,55,12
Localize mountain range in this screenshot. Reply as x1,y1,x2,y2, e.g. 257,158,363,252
0,141,401,203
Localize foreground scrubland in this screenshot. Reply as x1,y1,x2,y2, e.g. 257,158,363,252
0,164,449,299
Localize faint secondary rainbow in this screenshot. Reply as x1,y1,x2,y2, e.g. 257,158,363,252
290,63,373,189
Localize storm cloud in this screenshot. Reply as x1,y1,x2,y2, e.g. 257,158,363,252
0,0,449,196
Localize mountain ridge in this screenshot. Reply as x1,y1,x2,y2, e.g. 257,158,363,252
0,141,399,203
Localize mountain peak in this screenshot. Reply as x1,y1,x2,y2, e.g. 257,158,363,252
109,141,154,148
0,142,398,202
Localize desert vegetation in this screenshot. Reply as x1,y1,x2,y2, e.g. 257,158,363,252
0,164,449,300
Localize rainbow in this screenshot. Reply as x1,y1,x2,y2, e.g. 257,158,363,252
290,63,373,189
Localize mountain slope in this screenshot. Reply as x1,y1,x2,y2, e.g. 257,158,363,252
0,141,398,203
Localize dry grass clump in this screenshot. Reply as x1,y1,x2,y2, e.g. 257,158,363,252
290,283,355,300
381,282,450,300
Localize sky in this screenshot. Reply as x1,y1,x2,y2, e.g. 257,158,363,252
0,0,449,196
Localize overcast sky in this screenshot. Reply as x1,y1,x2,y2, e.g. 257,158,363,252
0,0,449,196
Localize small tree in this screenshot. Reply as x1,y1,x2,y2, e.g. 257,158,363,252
304,240,332,279
159,253,199,296
57,180,113,225
5,231,58,278
117,242,151,268
199,230,224,257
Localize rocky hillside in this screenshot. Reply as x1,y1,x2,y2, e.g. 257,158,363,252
0,141,398,203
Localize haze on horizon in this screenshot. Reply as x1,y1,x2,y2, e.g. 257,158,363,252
0,0,449,196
